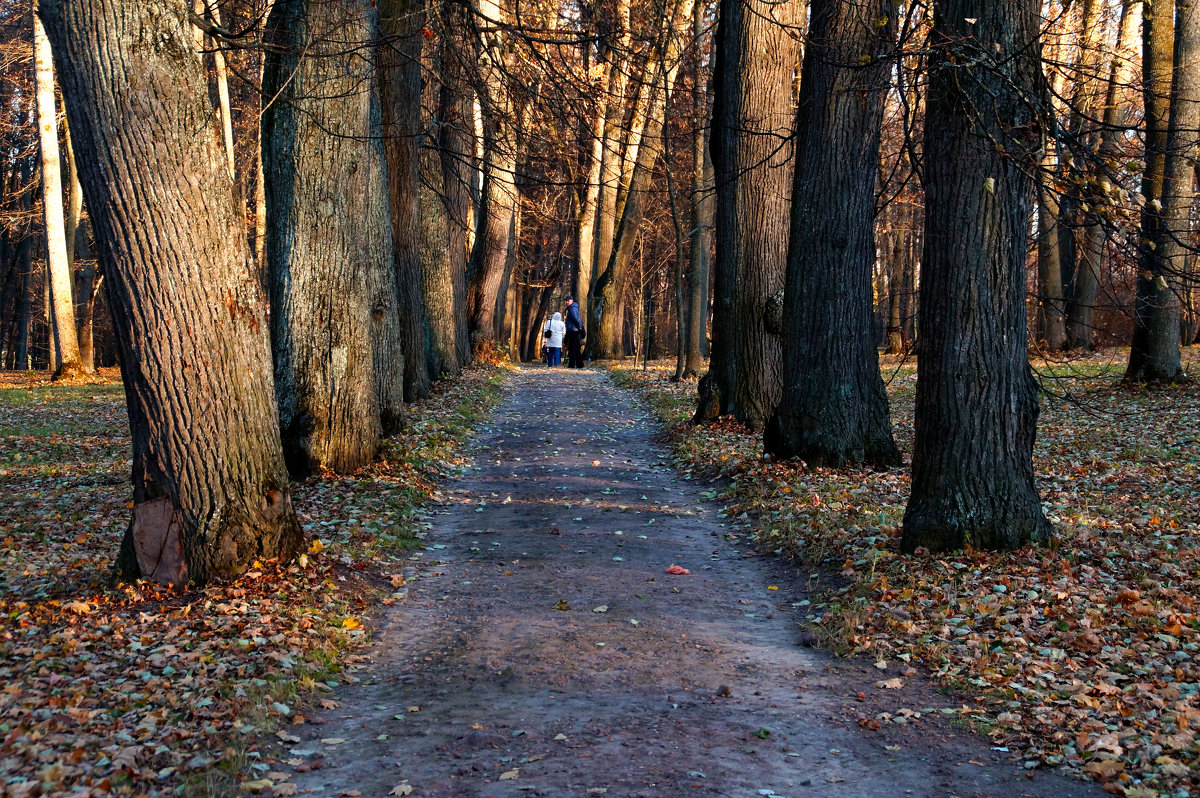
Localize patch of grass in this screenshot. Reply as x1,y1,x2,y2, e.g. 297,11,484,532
0,363,508,795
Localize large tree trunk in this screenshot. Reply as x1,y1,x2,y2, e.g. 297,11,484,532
263,0,401,473
379,0,433,401
1127,0,1196,383
697,0,800,430
466,0,518,351
33,10,84,380
902,0,1051,554
765,0,898,467
39,0,302,586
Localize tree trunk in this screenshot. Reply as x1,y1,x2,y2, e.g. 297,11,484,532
73,217,99,368
33,9,84,380
379,0,433,402
574,33,613,309
263,0,401,472
764,0,899,467
588,0,634,333
436,0,474,370
1127,0,1196,383
698,0,800,430
416,19,461,379
1036,176,1068,351
39,0,303,586
13,229,33,371
208,3,236,180
466,0,518,351
901,0,1051,553
1063,0,1110,350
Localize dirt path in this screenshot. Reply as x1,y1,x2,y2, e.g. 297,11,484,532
285,368,1098,798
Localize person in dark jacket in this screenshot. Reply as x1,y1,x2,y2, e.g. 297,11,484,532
564,297,586,368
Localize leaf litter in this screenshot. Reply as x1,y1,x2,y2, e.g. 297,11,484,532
612,350,1200,796
0,364,506,795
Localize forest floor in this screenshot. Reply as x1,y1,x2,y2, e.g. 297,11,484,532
280,366,1096,798
0,364,506,797
0,350,1196,797
610,348,1200,798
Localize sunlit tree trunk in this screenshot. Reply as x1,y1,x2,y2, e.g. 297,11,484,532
586,0,633,341
902,0,1051,553
695,0,800,430
379,0,433,401
591,0,693,360
263,0,401,472
764,0,898,467
437,0,473,369
466,0,518,350
33,9,83,380
1127,0,1199,382
39,0,303,585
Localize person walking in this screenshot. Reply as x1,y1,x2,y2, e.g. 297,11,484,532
542,312,566,367
564,297,586,368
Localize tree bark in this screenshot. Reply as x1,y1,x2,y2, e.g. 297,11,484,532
379,0,433,401
466,0,518,351
1062,0,1109,350
39,0,302,585
698,0,800,430
263,0,401,472
434,0,474,370
1127,0,1196,383
587,0,634,333
33,8,84,380
764,0,899,467
901,0,1052,553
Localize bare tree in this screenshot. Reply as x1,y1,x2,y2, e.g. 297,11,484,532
32,6,83,379
765,0,899,468
695,0,801,430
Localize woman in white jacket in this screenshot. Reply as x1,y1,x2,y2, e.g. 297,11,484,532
543,312,566,367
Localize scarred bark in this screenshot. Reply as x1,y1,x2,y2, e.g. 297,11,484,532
902,0,1052,553
38,0,302,585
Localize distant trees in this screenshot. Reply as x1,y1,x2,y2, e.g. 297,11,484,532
39,0,302,585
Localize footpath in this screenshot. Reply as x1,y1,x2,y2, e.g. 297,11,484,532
287,367,1098,797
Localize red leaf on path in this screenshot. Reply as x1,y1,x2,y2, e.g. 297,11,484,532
665,564,690,575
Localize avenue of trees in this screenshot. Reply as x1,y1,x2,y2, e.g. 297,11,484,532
0,0,1197,584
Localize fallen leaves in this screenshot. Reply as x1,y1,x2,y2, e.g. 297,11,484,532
613,352,1200,794
665,564,691,575
0,364,507,795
